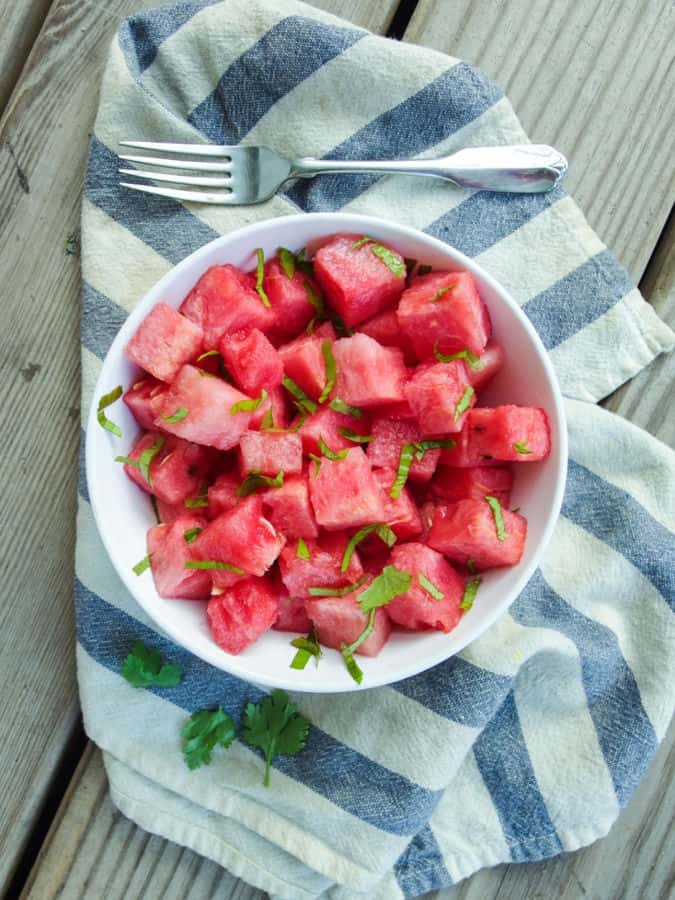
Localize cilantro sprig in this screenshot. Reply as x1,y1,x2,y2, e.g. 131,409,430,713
181,707,236,770
121,641,182,689
242,690,310,787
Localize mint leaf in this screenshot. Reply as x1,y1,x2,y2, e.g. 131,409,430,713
162,406,189,423
430,285,453,302
513,441,533,455
434,343,484,370
318,435,348,461
390,443,416,499
307,574,369,597
278,246,296,279
184,560,245,574
183,527,202,544
338,427,373,444
132,555,151,576
282,376,318,416
329,397,362,419
371,243,405,278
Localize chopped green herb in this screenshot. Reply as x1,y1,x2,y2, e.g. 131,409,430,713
181,707,236,770
376,523,397,547
196,349,221,361
282,376,318,415
289,412,307,432
467,558,477,575
184,491,208,509
121,640,181,688
371,243,405,278
358,565,412,613
255,248,271,308
390,443,416,499
132,555,151,576
433,344,484,370
304,280,324,319
242,689,310,787
185,560,245,574
454,386,475,422
198,369,217,378
290,648,311,670
318,341,337,404
183,527,202,544
97,385,123,437
308,453,322,477
341,522,398,572
338,427,373,444
352,235,375,250
513,441,533,455
418,572,444,601
461,577,481,611
296,538,311,560
237,469,284,497
307,574,369,597
231,389,268,415
340,610,377,683
162,406,189,424
430,285,453,303
414,439,456,461
329,397,362,418
485,495,508,541
417,264,433,276
138,436,165,487
278,246,296,279
318,435,349,461
259,407,275,431
290,629,322,670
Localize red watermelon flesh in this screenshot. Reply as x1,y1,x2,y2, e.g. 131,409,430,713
438,422,496,468
248,385,289,431
397,271,490,360
262,472,319,539
278,532,364,598
333,333,408,407
155,365,253,451
386,543,464,632
432,465,513,506
358,308,415,361
207,471,240,519
264,257,320,337
308,447,386,530
372,468,423,540
191,495,284,575
278,323,336,401
123,376,168,430
238,431,303,477
404,360,475,434
467,341,504,390
428,499,527,569
464,406,551,462
297,405,370,456
122,431,212,504
219,328,284,395
368,416,440,483
418,500,437,543
126,302,204,383
147,514,211,600
270,571,312,633
180,264,275,346
156,498,190,524
305,577,391,656
207,576,279,654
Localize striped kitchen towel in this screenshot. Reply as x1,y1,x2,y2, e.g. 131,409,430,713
76,1,675,897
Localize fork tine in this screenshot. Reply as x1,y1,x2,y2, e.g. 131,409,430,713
119,167,231,188
120,182,238,205
118,153,232,172
119,140,235,157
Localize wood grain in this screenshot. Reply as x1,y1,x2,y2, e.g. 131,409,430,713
405,0,675,283
0,0,53,113
0,0,398,893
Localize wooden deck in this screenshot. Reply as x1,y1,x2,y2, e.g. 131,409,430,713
1,1,672,897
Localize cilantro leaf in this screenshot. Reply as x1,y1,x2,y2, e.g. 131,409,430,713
97,385,123,437
121,640,182,689
255,248,271,307
358,565,412,613
242,690,310,786
181,707,236,770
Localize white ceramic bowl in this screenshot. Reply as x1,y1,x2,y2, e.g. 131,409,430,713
87,212,567,693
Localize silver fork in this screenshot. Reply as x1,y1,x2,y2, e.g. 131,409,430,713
119,141,567,205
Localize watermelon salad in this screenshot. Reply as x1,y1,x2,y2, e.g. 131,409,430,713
97,233,551,685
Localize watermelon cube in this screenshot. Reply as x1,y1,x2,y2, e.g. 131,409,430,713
314,234,406,327
333,333,408,407
238,431,303,477
385,543,464,632
308,447,386,530
264,257,320,337
270,571,312,633
123,377,168,430
207,576,279,654
248,385,289,431
155,365,253,451
438,422,489,468
207,471,240,519
219,328,284,395
156,498,191,524
278,532,364,598
296,405,370,456
262,472,319,539
147,514,211,600
122,431,212,504
191,495,284,576
428,499,527,569
305,577,391,656
405,360,475,434
397,271,490,359
462,406,551,462
358,309,415,361
466,341,504,390
372,468,423,540
180,264,275,346
278,323,336,401
432,465,513,506
126,302,204,383
418,500,437,543
368,417,440,483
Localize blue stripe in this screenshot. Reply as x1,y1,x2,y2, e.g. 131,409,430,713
396,656,511,728
85,137,219,264
425,185,564,258
79,432,89,503
564,460,674,608
473,691,563,861
394,826,452,896
82,282,128,360
118,0,221,77
513,571,659,806
524,250,634,350
188,16,365,143
286,63,503,213
75,579,441,834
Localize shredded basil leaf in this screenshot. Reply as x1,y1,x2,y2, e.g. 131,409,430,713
196,349,221,361
231,389,268,415
162,406,189,423
358,566,412,613
461,577,481,611
418,573,444,601
237,469,284,497
278,246,296,279
338,427,373,444
433,343,484,370
318,341,337,404
371,244,405,278
296,538,311,560
184,484,208,508
259,407,275,430
329,397,362,419
390,443,416,499
255,248,271,307
282,376,318,415
430,286,453,303
290,629,322,670
485,495,508,541
97,385,123,437
185,560,245,573
183,527,202,544
352,236,375,250
138,436,165,487
318,435,348,461
307,574,369,597
513,441,533,455
133,555,151,575
454,386,475,422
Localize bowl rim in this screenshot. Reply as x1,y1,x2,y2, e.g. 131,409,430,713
86,211,568,693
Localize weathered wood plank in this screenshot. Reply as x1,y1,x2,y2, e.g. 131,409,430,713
0,0,399,892
0,0,53,113
404,0,675,283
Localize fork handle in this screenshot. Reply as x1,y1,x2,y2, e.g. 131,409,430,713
290,144,567,193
